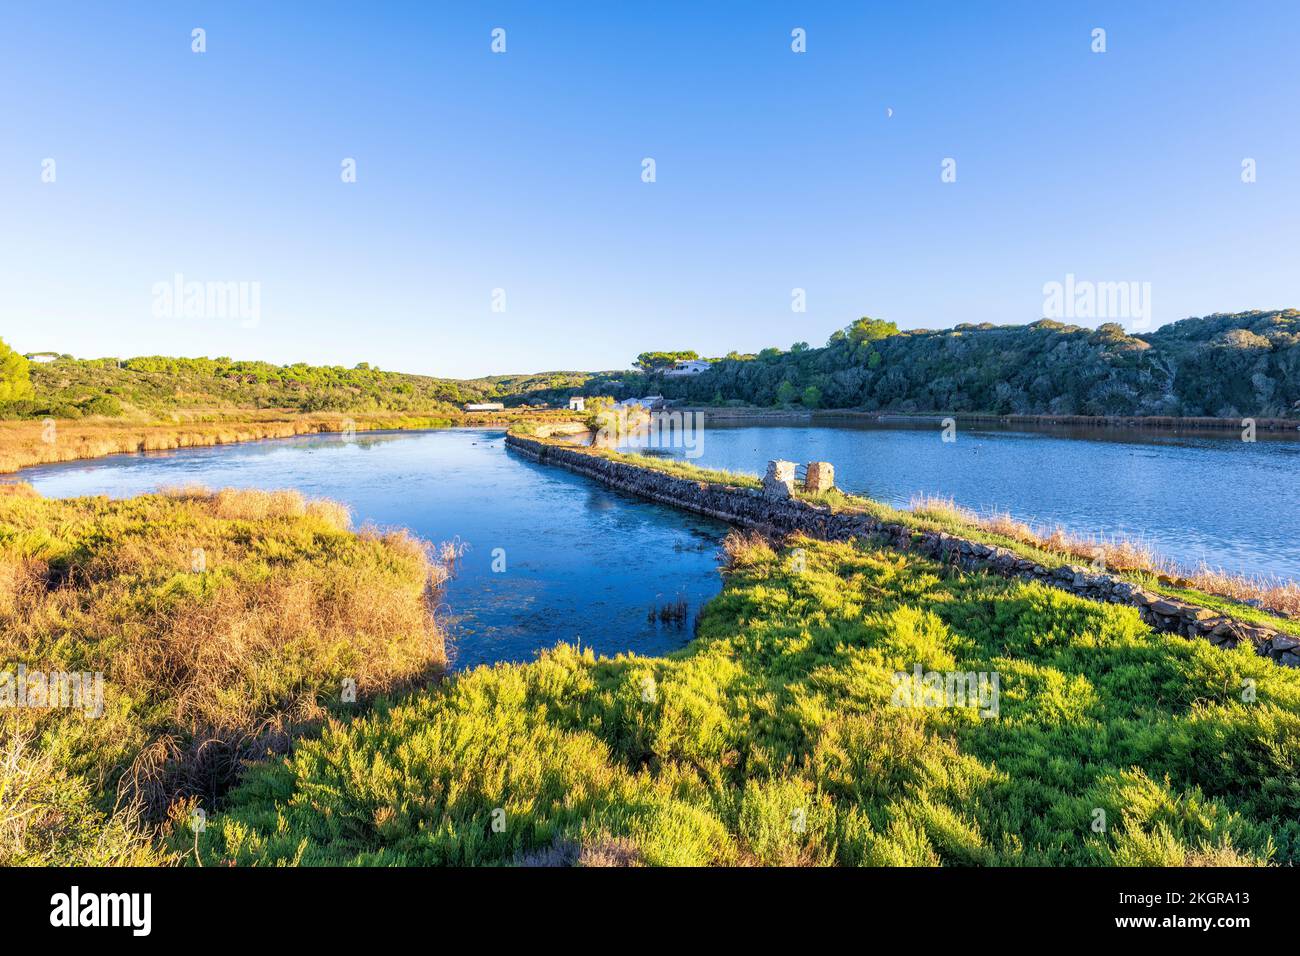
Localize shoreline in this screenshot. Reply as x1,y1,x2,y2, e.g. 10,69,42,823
0,409,578,476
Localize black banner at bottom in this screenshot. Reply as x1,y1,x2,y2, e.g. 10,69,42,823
0,865,1284,942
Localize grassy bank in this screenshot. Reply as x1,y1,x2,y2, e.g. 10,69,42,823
0,484,450,865
192,532,1300,866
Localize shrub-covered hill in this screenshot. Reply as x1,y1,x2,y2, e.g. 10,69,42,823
607,310,1300,418
10,309,1300,421
0,347,599,421
193,534,1300,867
0,484,449,865
8,355,477,420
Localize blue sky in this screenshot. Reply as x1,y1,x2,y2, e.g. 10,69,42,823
2,1,1297,377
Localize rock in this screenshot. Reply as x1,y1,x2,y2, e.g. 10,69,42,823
1240,626,1274,646
1149,599,1185,616
803,461,835,493
762,460,796,500
1271,634,1300,652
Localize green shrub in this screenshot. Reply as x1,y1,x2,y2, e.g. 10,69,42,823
79,394,122,417
194,535,1300,866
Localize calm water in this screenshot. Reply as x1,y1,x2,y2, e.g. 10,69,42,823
623,421,1300,581
13,429,726,669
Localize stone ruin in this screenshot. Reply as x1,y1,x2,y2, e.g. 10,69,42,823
763,459,835,498
762,460,797,499
804,461,835,493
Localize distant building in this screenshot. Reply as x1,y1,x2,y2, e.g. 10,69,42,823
463,402,505,412
663,359,712,377
568,396,586,412
618,395,666,411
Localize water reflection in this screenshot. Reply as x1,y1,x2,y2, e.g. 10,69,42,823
623,420,1300,581
15,429,728,669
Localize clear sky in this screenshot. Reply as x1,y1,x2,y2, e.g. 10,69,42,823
2,1,1298,378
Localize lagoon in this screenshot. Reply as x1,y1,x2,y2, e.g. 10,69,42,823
623,419,1300,582
14,429,727,669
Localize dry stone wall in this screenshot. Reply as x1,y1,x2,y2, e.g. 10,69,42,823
506,435,1300,667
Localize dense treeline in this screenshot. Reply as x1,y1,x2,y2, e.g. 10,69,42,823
5,309,1298,421
592,310,1300,418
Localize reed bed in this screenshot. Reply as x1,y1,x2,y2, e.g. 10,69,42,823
0,485,455,864
908,494,1300,618
0,413,460,475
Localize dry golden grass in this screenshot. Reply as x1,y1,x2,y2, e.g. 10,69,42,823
0,413,455,475
722,529,777,569
908,494,1300,617
0,485,455,861
1187,566,1300,619
0,724,163,866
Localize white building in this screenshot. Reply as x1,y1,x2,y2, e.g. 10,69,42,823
618,395,666,411
663,359,712,377
568,396,586,412
463,402,505,412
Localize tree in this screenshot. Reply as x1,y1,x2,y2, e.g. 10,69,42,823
846,316,900,345
0,338,34,402
635,350,698,372
801,385,822,408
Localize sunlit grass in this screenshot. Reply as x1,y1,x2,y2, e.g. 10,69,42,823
193,533,1300,867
